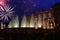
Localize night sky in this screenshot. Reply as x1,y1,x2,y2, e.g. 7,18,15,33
9,0,60,22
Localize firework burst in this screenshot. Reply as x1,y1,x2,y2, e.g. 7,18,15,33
0,0,10,6
0,5,14,22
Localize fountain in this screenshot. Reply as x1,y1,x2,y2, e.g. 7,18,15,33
30,14,34,28
21,15,27,28
38,13,42,28
8,16,19,28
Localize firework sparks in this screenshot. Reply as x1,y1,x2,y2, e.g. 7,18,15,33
0,5,14,22
0,0,5,5
0,0,10,6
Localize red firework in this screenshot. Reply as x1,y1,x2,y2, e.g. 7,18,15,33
0,0,10,6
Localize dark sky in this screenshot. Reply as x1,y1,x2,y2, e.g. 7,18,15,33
9,0,60,22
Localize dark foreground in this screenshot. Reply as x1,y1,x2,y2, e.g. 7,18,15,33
0,28,60,40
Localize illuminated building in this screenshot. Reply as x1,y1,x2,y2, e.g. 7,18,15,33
48,10,55,29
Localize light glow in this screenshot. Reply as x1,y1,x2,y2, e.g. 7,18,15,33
1,22,4,29
8,20,13,28
0,0,5,5
8,16,19,28
13,16,19,28
21,15,27,28
0,0,10,6
38,14,42,28
30,14,34,28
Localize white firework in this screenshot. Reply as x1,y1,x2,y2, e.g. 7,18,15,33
0,5,14,22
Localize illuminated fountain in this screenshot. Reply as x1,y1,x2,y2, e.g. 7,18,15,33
21,15,27,28
8,10,55,29
0,22,6,29
26,16,30,27
8,20,13,28
34,16,38,29
12,16,19,28
8,17,14,28
1,22,4,29
8,16,19,28
26,21,30,27
38,13,42,28
30,14,34,28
